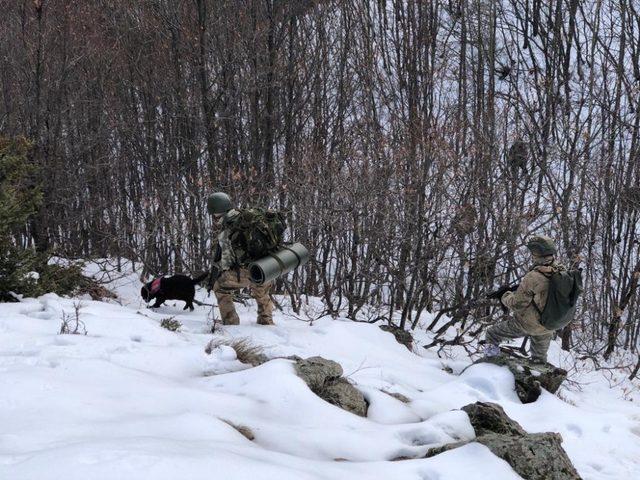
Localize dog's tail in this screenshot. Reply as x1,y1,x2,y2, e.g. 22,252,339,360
192,271,209,285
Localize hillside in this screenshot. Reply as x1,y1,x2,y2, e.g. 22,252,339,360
1,264,639,480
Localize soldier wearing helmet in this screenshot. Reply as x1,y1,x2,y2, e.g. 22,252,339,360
206,192,274,326
483,235,562,363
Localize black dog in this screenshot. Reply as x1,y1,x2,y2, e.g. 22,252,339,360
141,273,208,311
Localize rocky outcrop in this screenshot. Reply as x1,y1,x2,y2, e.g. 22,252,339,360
461,401,526,437
479,355,568,403
476,431,580,480
427,402,581,480
294,356,368,417
379,325,413,351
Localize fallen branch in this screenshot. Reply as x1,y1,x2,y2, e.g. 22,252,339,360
193,299,216,307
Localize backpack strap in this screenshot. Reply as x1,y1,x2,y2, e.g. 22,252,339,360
531,297,543,315
530,266,555,314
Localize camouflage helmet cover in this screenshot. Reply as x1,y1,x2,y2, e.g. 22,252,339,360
526,235,557,256
207,192,232,215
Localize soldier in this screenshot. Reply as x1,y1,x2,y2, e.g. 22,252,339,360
484,235,562,363
206,192,274,326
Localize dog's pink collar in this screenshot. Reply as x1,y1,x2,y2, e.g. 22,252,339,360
150,278,162,294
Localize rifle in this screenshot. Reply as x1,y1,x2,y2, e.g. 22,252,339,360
424,280,520,333
486,282,519,311
486,282,519,300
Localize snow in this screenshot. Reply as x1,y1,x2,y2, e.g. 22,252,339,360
1,260,640,480
24,271,39,281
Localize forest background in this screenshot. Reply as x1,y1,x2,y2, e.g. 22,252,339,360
1,0,639,370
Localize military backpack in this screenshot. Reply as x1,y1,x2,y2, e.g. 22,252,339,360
227,208,286,265
538,268,583,330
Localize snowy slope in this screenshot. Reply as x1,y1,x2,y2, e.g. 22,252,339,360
1,263,639,480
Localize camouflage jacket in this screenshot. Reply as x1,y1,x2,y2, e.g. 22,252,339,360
501,263,564,331
214,209,241,271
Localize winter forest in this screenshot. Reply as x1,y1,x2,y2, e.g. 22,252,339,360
3,0,639,368
1,1,640,479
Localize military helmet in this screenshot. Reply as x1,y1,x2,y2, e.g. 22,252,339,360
207,192,232,215
526,235,557,256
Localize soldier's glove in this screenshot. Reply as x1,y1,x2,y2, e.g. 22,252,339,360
207,265,221,294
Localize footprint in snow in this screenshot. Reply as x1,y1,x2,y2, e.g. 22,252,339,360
108,346,131,354
462,376,499,400
399,428,441,447
566,423,583,437
588,463,604,472
419,469,441,480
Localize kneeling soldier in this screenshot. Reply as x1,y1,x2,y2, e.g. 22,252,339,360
484,235,562,363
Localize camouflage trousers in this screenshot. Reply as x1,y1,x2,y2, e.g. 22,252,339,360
485,315,553,362
213,268,274,325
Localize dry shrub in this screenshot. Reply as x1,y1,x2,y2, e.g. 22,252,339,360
59,302,87,335
78,282,117,301
382,390,411,403
221,419,255,441
160,317,182,332
205,337,268,366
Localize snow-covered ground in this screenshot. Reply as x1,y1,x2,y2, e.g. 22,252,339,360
1,261,639,480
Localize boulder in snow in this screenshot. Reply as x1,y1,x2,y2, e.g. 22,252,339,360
427,402,581,480
476,431,580,480
294,356,368,417
461,401,526,437
379,324,413,351
479,355,567,403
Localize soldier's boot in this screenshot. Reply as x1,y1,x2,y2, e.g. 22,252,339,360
529,332,553,363
483,343,501,358
222,311,241,326
485,317,529,358
214,288,241,325
252,282,274,325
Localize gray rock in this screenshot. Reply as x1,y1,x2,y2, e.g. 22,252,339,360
294,356,368,417
461,402,526,437
479,355,568,403
294,356,343,390
476,431,581,480
322,378,368,417
379,325,413,350
427,402,581,480
425,441,468,458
